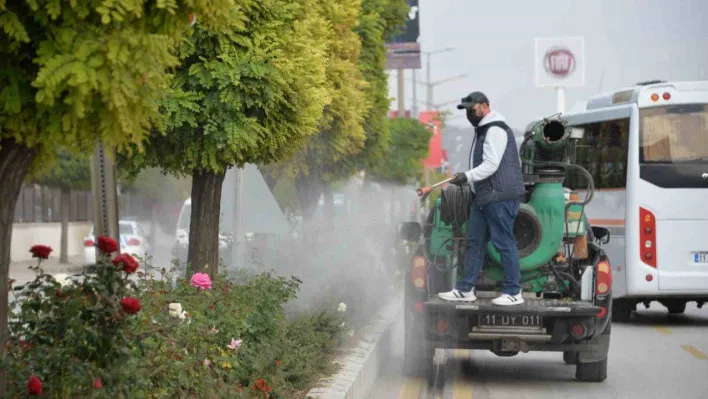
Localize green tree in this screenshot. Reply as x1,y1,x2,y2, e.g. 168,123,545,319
351,0,408,172
262,0,409,220
369,118,432,184
266,0,370,219
119,0,331,278
32,151,91,264
0,1,241,392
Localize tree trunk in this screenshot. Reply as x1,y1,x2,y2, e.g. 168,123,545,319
150,202,157,257
187,170,226,280
294,172,323,221
322,181,334,226
0,138,38,395
59,187,70,263
294,172,323,246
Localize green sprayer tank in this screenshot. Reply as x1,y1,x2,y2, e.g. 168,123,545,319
426,117,590,293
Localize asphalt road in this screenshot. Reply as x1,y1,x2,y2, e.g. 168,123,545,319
368,302,708,399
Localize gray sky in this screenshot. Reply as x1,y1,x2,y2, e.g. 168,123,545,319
387,0,708,130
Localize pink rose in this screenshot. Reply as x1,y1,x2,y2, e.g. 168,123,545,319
227,338,242,350
190,273,212,290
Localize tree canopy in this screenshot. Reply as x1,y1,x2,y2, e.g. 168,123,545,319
350,0,409,172
32,151,91,191
261,0,409,216
120,0,331,177
369,117,433,184
118,0,336,276
0,0,243,168
266,0,370,182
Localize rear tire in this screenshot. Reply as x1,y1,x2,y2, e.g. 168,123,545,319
576,358,608,382
403,271,430,376
425,352,444,387
563,351,578,365
611,299,634,323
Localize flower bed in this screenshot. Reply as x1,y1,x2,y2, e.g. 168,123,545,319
5,239,347,398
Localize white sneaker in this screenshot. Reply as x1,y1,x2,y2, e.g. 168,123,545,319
438,288,476,302
492,292,524,306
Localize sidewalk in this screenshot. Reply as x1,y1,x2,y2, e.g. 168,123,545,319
10,255,86,286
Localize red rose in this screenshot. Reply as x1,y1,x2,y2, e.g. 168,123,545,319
93,377,103,389
120,297,141,314
27,375,42,396
29,245,52,260
252,379,271,393
112,253,139,273
97,236,119,254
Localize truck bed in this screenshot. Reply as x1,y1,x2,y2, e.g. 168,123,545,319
424,296,602,317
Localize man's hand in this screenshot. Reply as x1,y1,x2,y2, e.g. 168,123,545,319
449,172,468,186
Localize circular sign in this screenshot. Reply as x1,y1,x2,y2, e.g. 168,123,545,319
544,47,576,77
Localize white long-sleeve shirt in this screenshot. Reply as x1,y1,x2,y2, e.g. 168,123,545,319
463,110,508,193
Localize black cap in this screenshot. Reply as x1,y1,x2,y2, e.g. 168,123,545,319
456,91,489,110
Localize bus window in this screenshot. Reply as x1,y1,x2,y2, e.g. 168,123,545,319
566,118,630,190
640,104,708,164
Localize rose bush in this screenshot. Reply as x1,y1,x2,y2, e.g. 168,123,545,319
3,240,347,398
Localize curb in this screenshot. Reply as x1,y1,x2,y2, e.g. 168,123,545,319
306,294,403,399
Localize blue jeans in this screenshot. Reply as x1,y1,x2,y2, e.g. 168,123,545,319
455,199,522,295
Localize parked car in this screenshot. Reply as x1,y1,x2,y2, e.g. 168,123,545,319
83,220,151,265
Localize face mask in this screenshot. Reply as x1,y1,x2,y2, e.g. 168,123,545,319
466,109,483,127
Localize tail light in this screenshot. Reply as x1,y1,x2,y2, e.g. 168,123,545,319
436,319,449,333
84,240,94,247
127,238,141,246
414,302,424,313
595,306,607,319
595,259,611,296
639,207,657,267
411,255,427,289
570,323,587,339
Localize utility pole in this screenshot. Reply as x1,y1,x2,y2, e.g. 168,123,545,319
412,69,418,119
397,69,405,117
424,47,463,110
90,143,120,257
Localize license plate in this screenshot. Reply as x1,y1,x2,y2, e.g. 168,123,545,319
477,314,543,327
694,252,708,264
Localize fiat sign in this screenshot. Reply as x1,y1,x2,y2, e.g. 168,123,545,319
545,48,575,76
535,37,585,88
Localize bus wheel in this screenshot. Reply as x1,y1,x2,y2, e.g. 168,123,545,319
611,299,634,323
662,300,686,315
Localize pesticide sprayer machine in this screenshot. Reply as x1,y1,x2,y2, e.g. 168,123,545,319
399,114,613,384
412,114,600,292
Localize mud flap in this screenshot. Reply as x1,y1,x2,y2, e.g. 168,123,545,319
578,323,611,363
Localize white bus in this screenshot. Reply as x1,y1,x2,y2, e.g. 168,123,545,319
563,80,708,322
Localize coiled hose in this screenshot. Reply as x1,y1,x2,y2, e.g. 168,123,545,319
424,184,471,272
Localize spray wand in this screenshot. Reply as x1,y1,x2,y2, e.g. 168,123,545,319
415,177,454,201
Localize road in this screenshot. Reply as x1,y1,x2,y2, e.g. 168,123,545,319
368,302,708,399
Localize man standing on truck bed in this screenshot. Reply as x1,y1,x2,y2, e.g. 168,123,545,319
438,91,526,306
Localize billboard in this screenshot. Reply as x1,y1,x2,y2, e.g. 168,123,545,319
534,37,585,88
385,0,421,70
